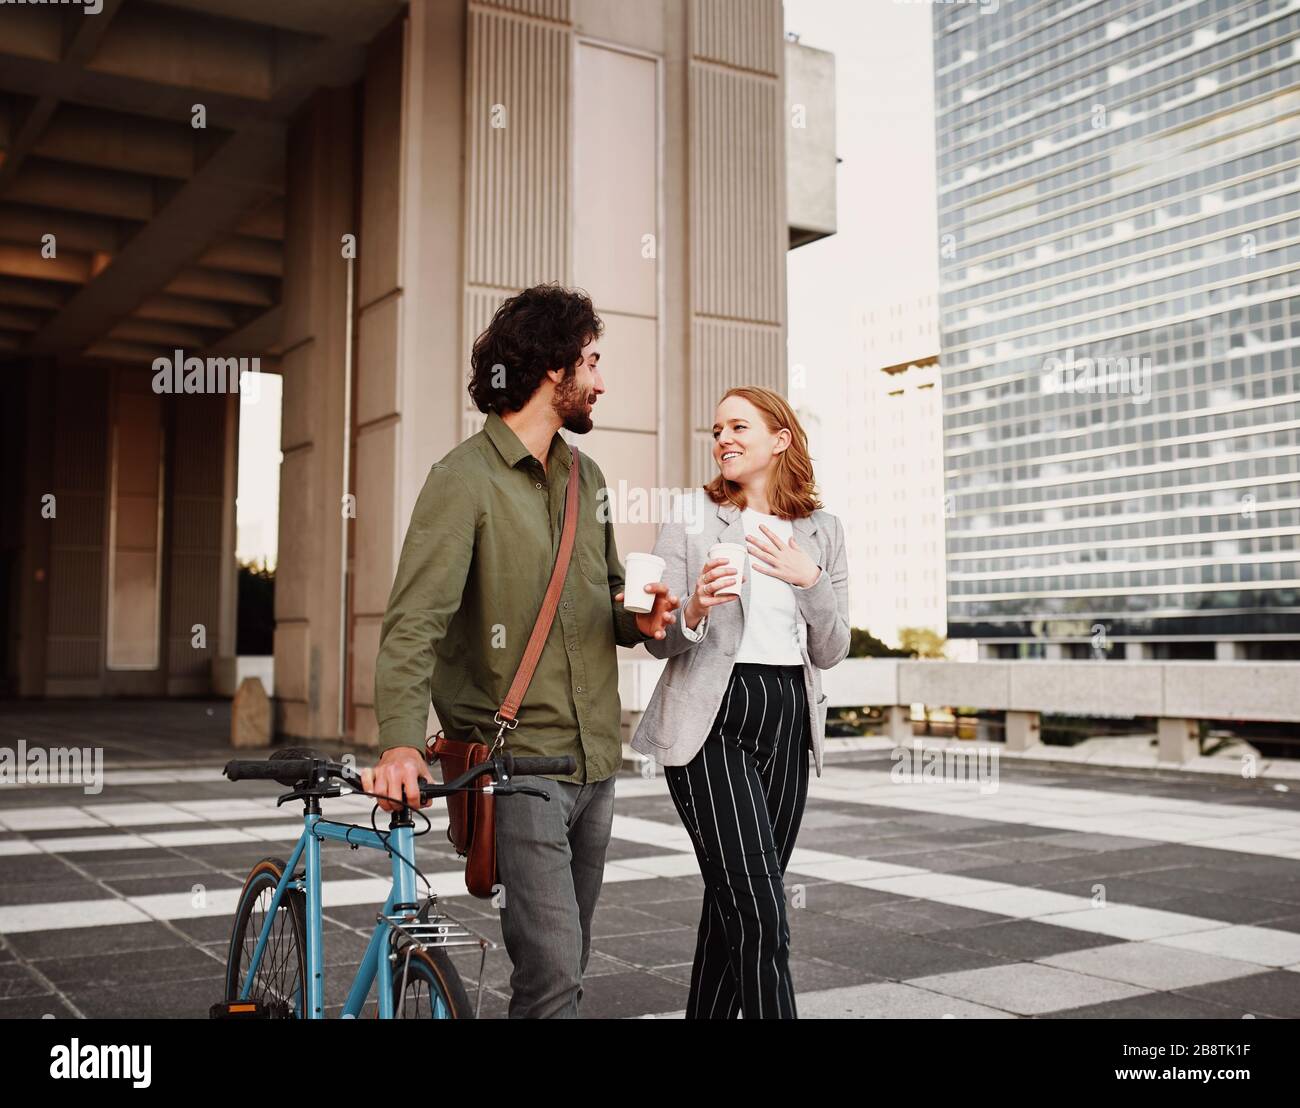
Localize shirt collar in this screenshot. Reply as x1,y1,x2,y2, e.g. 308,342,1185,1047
484,410,572,472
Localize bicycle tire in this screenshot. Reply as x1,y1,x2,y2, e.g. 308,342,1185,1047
224,857,309,1018
389,943,474,1019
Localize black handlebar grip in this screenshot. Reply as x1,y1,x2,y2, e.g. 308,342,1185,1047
224,759,314,784
506,755,577,777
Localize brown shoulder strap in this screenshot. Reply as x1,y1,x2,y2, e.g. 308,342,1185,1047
494,444,581,737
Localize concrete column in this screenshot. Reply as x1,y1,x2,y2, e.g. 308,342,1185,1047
46,362,109,696
349,7,467,747
1123,642,1150,660
885,705,912,744
1157,717,1199,764
14,360,53,696
166,388,231,696
212,391,239,697
1043,642,1064,660
1005,710,1041,752
685,0,788,484
978,642,1000,659
1215,641,1246,661
274,87,357,740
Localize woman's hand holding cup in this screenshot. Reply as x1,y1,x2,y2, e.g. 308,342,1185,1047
684,556,741,628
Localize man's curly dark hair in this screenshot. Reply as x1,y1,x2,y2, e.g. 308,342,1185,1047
467,284,604,415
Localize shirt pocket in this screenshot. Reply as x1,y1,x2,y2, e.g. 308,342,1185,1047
576,523,609,585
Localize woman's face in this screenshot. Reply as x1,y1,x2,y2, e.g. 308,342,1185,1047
711,395,790,485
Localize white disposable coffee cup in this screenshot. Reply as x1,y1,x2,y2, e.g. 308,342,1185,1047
707,542,747,597
622,552,666,613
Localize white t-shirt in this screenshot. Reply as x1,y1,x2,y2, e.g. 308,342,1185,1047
730,508,804,664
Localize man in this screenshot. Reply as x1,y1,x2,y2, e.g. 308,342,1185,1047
362,284,679,1018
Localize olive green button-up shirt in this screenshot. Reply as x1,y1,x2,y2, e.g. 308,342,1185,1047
373,410,653,784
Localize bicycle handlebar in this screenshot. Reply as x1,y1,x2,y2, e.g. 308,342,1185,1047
224,759,317,784
413,752,575,799
222,751,578,800
499,754,577,778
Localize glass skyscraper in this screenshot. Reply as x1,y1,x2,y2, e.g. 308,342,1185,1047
933,0,1300,660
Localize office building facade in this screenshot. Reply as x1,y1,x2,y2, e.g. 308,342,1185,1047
934,0,1300,659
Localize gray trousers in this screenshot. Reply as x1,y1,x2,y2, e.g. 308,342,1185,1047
493,772,616,1018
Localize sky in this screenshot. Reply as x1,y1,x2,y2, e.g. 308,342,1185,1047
235,371,282,568
783,0,940,459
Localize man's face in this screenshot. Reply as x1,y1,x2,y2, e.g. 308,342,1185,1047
552,336,604,434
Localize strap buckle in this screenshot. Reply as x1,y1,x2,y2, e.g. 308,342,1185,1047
491,711,518,756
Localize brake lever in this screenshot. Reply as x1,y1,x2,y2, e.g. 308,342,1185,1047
487,785,551,801
276,785,342,807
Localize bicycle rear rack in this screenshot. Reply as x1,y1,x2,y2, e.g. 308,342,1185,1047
382,898,498,1018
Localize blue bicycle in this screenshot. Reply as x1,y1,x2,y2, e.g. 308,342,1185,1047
210,747,573,1019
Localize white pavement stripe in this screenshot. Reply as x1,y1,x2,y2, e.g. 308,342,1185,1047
0,853,670,935
5,824,1300,970
806,768,1300,858
0,794,443,834
0,899,155,933
610,815,696,852
4,765,1300,972
104,768,229,785
14,762,1298,856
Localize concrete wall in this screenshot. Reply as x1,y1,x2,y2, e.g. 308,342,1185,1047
616,657,1300,731
271,0,796,743
815,658,1300,724
785,40,837,246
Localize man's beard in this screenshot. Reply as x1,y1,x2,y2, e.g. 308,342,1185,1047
553,374,594,434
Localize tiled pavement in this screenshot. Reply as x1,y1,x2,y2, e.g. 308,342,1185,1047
2,701,1300,1018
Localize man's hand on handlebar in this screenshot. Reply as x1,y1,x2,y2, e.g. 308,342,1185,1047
360,746,435,813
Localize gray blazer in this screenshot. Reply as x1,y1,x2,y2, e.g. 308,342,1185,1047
630,491,851,777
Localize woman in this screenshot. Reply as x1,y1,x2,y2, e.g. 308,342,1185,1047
631,386,851,1019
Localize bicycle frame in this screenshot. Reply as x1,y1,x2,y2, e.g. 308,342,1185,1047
224,752,557,1018
237,812,425,1019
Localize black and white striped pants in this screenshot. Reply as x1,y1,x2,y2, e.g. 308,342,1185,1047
664,662,811,1019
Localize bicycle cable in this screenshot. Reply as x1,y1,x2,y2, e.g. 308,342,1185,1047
316,775,510,903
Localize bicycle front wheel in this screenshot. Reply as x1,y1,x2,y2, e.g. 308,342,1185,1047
390,944,474,1018
225,857,308,1018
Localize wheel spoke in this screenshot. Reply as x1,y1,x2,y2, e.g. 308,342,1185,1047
235,877,303,1017
397,957,452,1018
